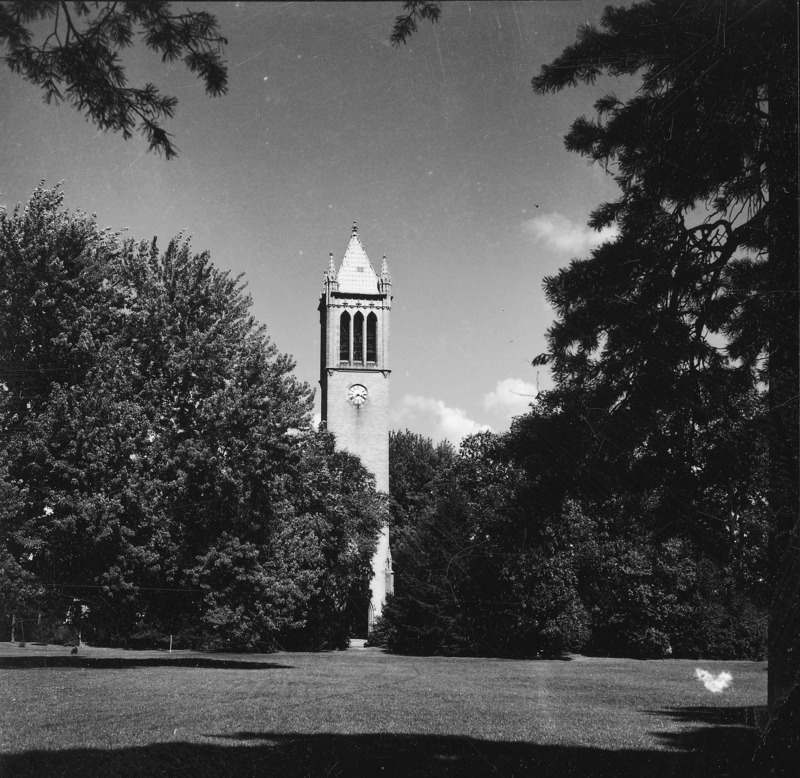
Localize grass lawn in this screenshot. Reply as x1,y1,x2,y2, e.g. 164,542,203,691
0,642,767,776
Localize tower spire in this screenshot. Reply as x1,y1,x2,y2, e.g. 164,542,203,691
337,222,379,294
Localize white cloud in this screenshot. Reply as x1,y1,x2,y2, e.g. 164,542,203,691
523,212,618,254
483,377,538,418
393,394,491,445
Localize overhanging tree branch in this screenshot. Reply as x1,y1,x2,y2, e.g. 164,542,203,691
390,1,441,47
0,1,228,159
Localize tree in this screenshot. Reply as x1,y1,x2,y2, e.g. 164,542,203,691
0,184,382,649
500,374,770,660
0,1,228,158
278,430,382,650
0,183,129,634
531,0,798,727
388,429,455,535
377,478,476,655
113,232,318,646
381,430,590,657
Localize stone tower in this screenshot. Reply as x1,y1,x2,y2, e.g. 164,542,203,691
319,222,394,632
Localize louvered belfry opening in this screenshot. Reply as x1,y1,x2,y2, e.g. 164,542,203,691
339,311,351,364
367,312,377,364
353,311,364,363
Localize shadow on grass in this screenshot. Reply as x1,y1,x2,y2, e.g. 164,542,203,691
646,705,766,776
1,724,768,778
0,655,292,670
647,704,765,728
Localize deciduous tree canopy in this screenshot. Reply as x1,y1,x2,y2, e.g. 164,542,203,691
0,184,380,649
380,388,769,661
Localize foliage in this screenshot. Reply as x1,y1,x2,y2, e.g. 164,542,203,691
383,374,769,659
389,1,441,47
0,0,447,154
0,184,380,649
571,505,767,661
380,481,475,655
531,0,796,496
380,5,782,660
388,429,454,534
382,430,589,657
0,1,228,158
277,432,382,650
505,385,770,660
531,0,796,698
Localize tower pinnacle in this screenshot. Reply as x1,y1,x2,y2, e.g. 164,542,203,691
379,255,392,294
322,251,338,294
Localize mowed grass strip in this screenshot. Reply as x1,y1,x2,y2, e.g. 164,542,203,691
0,643,766,777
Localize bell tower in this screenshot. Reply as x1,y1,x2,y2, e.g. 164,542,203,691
319,222,393,632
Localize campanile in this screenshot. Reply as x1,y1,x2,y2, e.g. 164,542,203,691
319,222,393,631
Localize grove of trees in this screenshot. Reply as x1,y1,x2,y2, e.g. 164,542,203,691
382,0,797,764
379,416,768,661
0,184,381,650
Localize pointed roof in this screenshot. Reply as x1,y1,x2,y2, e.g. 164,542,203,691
336,222,380,294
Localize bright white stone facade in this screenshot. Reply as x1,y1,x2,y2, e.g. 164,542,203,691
318,223,393,631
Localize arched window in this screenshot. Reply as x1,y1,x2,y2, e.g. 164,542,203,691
367,312,378,364
353,311,364,363
339,311,350,363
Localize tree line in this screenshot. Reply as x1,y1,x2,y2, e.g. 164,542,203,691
378,414,768,660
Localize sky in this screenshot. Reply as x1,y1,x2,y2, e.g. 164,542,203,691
0,1,635,445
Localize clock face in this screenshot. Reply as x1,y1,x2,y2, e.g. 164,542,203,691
348,384,368,406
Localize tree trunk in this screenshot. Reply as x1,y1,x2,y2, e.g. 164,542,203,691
765,0,800,724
